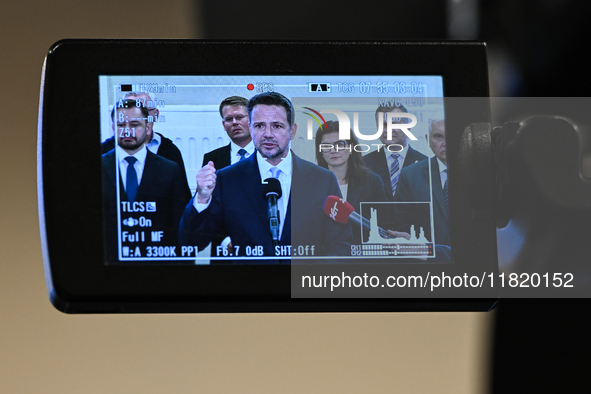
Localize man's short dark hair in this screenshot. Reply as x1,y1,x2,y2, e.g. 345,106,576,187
375,102,410,124
219,96,248,117
111,99,150,121
247,92,295,126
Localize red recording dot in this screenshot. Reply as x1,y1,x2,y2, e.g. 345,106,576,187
247,83,255,91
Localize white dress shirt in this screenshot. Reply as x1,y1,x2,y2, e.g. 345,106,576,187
436,157,447,189
339,183,349,201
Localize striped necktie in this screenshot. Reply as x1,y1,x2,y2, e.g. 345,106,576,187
389,153,401,196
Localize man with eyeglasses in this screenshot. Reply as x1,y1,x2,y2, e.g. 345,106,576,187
101,91,191,202
201,96,255,169
197,96,255,257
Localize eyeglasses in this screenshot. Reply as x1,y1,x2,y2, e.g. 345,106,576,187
223,115,248,123
320,140,349,153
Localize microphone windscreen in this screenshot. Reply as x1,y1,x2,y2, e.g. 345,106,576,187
323,195,355,224
262,178,282,199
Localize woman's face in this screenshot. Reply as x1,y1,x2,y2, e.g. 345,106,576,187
320,132,351,168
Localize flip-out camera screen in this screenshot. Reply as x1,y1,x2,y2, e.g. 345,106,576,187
99,75,448,264
41,41,497,312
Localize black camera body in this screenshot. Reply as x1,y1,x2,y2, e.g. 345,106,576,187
39,40,500,313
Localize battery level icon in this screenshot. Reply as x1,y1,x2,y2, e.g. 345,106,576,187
120,84,141,92
309,83,331,93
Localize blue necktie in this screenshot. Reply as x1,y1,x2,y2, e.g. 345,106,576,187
238,148,247,161
125,156,138,202
270,166,281,179
389,153,401,196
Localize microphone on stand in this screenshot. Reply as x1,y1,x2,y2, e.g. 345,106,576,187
262,178,282,246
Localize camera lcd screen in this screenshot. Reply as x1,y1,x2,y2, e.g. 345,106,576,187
99,75,449,264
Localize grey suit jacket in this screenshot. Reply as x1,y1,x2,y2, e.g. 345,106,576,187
392,157,450,246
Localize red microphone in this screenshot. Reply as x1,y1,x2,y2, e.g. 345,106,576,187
323,195,355,223
322,195,391,239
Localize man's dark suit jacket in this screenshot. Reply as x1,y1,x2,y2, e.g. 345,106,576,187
202,143,231,168
346,170,388,245
363,145,427,201
102,149,190,262
392,156,450,247
102,133,191,201
179,152,353,262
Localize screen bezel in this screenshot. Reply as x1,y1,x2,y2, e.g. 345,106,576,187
39,40,497,312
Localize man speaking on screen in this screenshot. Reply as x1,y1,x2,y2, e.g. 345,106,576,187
179,92,353,262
